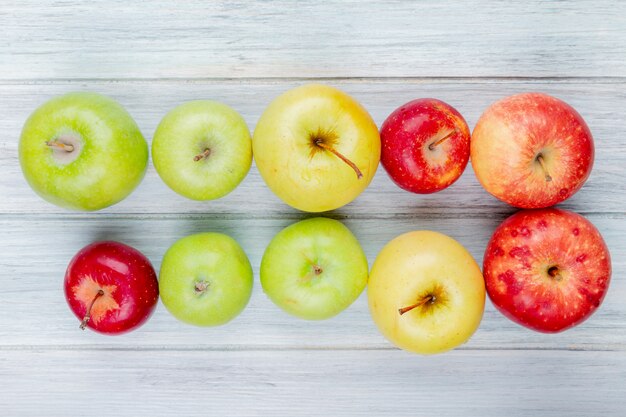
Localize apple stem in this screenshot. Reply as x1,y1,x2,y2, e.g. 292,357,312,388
536,154,552,182
194,148,211,162
313,265,323,275
314,140,363,179
547,266,562,281
428,129,457,151
79,289,105,330
195,281,209,294
398,295,434,315
45,140,74,152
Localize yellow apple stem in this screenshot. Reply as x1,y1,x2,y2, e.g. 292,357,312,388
194,148,211,162
315,141,363,179
45,140,74,152
428,129,457,151
79,289,105,330
398,295,434,315
536,154,552,182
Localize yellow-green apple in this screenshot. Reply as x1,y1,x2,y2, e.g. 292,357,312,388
159,233,253,327
483,208,611,333
19,92,148,211
368,231,485,354
253,84,380,212
152,101,252,200
260,217,368,320
471,92,594,208
380,98,470,193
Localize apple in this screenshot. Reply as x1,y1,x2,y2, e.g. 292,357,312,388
64,241,159,334
368,231,485,354
483,208,611,333
159,232,253,327
260,217,368,320
380,98,471,193
253,84,380,212
19,92,148,211
152,101,252,200
471,92,594,208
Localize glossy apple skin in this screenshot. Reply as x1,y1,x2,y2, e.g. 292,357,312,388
159,233,253,327
368,231,485,354
253,84,380,212
471,93,594,208
380,98,470,194
152,101,252,201
484,209,611,333
19,92,148,211
261,217,368,320
64,241,159,335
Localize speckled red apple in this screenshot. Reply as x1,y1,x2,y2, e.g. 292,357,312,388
471,93,594,208
483,208,611,333
64,241,159,335
380,98,470,194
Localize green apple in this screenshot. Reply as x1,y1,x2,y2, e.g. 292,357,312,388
260,217,368,320
368,231,485,355
253,84,380,212
152,101,252,200
19,92,148,211
159,232,253,327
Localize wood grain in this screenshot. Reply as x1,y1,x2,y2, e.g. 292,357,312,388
1,80,624,216
2,0,626,79
1,349,624,417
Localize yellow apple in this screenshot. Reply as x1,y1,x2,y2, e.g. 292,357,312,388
368,231,485,354
253,84,380,212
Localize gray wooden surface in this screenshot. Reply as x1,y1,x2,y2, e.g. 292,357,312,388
1,1,625,416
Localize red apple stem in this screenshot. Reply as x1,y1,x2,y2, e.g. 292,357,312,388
535,154,552,182
314,141,363,179
194,148,211,162
79,289,105,330
45,140,74,152
398,294,434,315
428,129,457,151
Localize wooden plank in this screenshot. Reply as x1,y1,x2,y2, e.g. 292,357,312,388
0,349,624,416
1,1,625,79
1,79,624,216
0,215,622,350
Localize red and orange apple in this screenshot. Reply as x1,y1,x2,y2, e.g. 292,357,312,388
471,93,594,208
483,208,611,333
380,98,470,193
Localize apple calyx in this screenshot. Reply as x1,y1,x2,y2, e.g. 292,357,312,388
398,294,435,315
194,148,211,162
547,265,563,281
309,128,363,179
428,129,458,151
195,280,210,294
535,153,553,182
45,140,74,152
79,289,105,330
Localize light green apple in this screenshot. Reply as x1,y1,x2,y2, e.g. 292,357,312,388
151,101,252,200
260,217,368,320
19,92,148,211
159,232,253,327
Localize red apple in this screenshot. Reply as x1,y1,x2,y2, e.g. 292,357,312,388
380,98,470,194
483,208,611,333
471,93,594,208
64,241,159,335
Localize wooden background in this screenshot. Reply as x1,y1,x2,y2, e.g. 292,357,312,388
1,1,625,415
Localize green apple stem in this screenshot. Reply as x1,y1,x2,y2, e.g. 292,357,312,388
195,281,209,294
535,154,552,182
398,294,434,315
314,140,363,179
45,140,74,152
194,148,211,162
79,289,105,330
428,129,457,151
